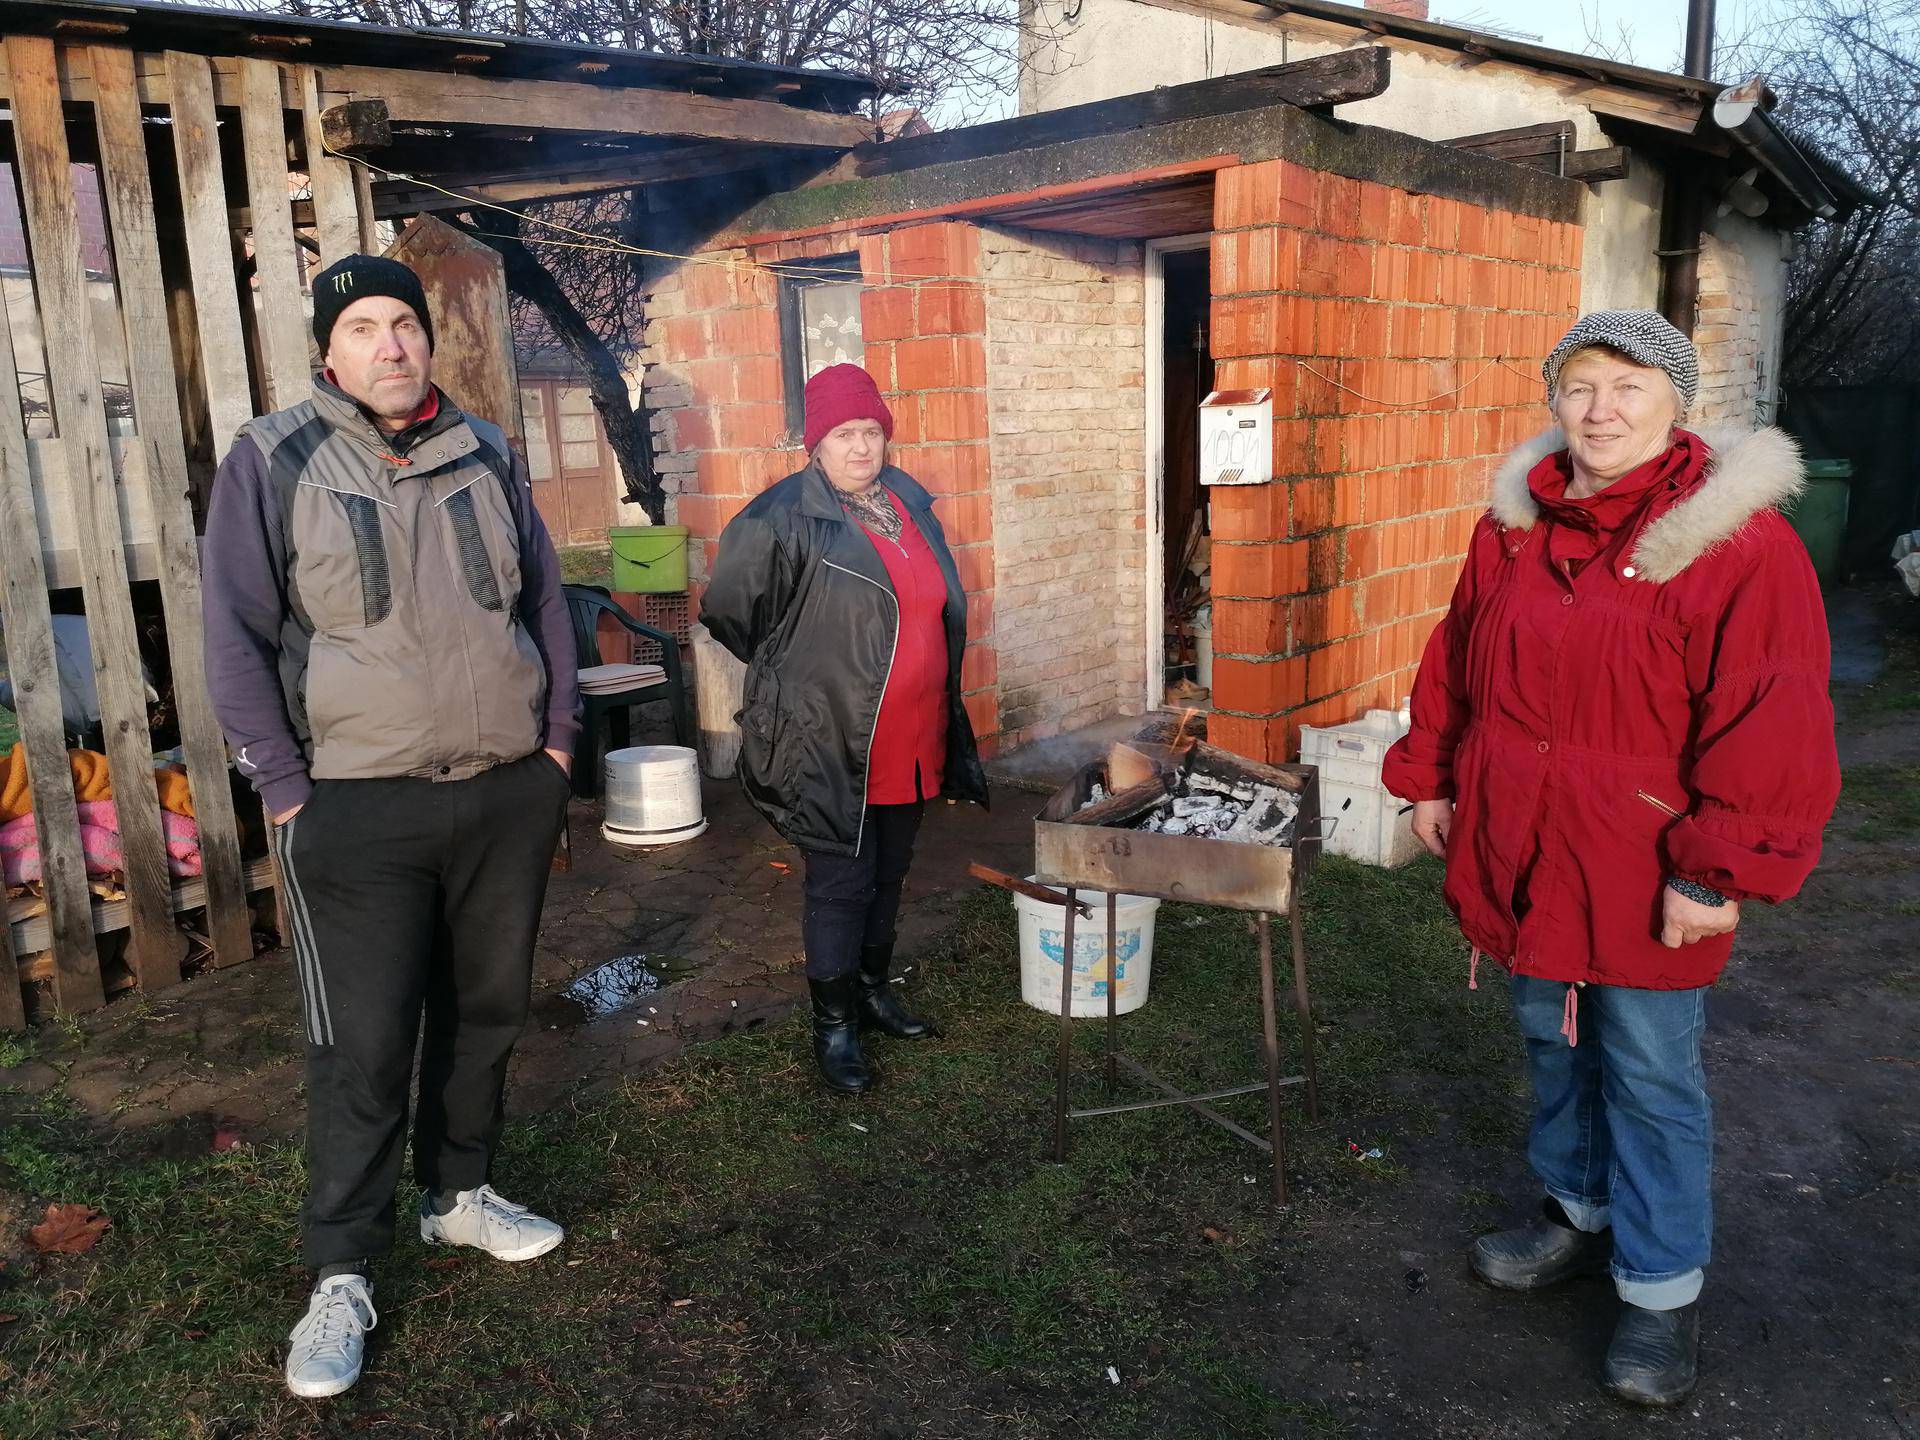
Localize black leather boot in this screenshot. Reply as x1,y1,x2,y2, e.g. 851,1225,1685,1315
808,975,873,1093
856,944,935,1039
1469,1198,1614,1291
1604,1302,1699,1406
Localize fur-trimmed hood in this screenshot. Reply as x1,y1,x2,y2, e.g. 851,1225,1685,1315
1488,426,1805,583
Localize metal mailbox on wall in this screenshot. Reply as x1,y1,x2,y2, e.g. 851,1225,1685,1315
1199,387,1273,487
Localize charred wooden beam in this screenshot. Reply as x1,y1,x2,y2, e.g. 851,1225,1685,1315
847,46,1393,179
1566,146,1631,182
367,143,784,216
1447,122,1630,183
1447,120,1575,165
320,97,392,156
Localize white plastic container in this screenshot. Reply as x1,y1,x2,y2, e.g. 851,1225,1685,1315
602,744,707,847
689,623,747,780
1297,706,1420,868
1015,879,1160,1017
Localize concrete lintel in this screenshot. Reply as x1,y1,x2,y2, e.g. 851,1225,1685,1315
721,102,1584,245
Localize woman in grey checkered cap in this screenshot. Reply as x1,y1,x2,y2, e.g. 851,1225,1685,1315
1382,309,1840,1406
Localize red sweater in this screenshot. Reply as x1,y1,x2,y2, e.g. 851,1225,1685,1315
860,512,950,805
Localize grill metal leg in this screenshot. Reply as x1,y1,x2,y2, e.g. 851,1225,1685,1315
1290,901,1320,1123
1053,886,1078,1162
1104,892,1119,1097
1256,911,1290,1206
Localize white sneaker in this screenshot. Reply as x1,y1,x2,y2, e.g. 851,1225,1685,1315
285,1274,377,1398
419,1184,564,1261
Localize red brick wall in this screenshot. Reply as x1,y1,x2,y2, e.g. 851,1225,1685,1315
642,221,1001,756
1204,157,1582,764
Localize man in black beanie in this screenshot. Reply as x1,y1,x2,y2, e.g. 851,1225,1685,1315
308,253,437,427
203,253,580,1398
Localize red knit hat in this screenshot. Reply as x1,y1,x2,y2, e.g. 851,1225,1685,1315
803,363,894,453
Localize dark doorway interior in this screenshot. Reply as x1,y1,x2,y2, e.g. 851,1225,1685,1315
1160,247,1214,706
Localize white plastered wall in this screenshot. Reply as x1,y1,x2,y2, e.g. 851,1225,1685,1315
1023,0,1673,318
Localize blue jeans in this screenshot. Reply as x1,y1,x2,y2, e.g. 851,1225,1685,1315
1510,975,1712,1310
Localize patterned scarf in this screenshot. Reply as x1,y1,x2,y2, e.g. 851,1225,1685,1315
837,481,903,541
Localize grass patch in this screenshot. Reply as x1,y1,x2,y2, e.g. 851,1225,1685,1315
1839,763,1920,844
556,545,616,590
0,856,1508,1438
1847,594,1920,716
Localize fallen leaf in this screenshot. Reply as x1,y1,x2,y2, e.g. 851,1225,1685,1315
0,1314,19,1324
424,1256,464,1271
29,1203,110,1255
1201,1226,1225,1243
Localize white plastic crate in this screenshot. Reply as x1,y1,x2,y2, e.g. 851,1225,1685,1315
1298,707,1421,868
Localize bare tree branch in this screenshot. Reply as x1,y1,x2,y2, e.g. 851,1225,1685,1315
211,0,1052,519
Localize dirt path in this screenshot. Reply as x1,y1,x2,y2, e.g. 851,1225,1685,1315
1242,589,1920,1438
1,589,1913,1439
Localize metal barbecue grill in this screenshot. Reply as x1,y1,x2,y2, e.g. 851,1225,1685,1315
1030,738,1326,1204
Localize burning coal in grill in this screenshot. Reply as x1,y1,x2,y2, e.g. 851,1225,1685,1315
1080,766,1301,847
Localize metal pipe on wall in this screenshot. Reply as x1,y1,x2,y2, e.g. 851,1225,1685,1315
1658,0,1719,335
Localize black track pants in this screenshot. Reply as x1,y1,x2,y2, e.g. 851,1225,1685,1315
270,751,569,1267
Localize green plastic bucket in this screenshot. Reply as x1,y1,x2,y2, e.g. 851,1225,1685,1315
1784,460,1852,584
608,526,690,593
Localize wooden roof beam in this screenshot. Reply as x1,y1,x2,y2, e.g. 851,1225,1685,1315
838,45,1391,182
1446,122,1629,182
229,141,785,227
318,63,874,151
368,143,781,215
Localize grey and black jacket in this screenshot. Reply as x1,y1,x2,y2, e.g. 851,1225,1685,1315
203,376,580,818
701,462,988,857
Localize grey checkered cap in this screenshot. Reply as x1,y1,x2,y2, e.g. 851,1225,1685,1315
1542,309,1698,415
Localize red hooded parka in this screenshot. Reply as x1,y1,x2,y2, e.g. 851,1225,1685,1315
1382,426,1840,990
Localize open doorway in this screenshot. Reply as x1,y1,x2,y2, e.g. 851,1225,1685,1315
1147,240,1215,710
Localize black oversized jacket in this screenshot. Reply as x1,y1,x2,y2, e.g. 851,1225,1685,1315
700,463,989,856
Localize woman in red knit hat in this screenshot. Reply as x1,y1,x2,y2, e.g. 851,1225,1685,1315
702,363,989,1093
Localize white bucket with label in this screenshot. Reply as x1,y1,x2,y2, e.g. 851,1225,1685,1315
602,745,707,847
1015,879,1160,1017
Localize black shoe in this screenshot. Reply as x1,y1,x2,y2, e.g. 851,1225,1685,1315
856,944,935,1040
1604,1302,1699,1406
808,975,873,1093
1469,1198,1614,1291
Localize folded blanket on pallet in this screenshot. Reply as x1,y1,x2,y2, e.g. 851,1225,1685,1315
0,800,202,886
0,743,197,824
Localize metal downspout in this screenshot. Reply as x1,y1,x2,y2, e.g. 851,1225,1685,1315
1658,0,1717,336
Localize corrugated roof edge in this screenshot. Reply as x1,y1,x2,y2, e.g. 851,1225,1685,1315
1135,0,1873,222
1161,0,1720,100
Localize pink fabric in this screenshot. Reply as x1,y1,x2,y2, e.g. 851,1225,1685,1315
1,801,202,886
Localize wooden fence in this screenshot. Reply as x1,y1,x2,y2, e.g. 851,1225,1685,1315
0,38,373,1023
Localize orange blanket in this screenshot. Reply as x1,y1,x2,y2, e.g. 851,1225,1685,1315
0,743,196,823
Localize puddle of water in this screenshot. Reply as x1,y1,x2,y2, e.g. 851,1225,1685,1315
555,953,700,1021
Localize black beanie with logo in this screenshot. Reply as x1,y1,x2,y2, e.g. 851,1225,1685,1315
311,254,435,355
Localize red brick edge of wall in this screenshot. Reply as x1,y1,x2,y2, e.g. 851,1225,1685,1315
1204,157,1583,765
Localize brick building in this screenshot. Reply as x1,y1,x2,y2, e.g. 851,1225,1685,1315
637,47,1850,765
